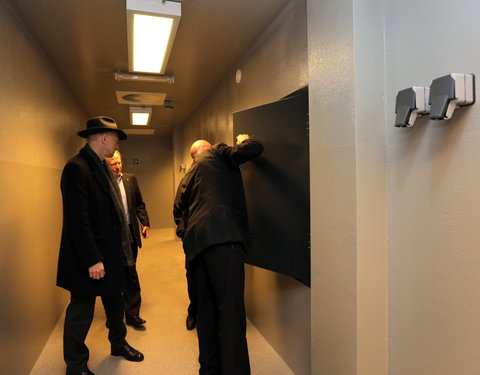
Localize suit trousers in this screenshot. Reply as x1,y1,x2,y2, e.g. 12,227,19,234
186,267,198,318
123,238,142,320
190,242,250,375
63,294,127,372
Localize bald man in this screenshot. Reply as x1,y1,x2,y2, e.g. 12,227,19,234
181,138,221,331
189,139,211,158
174,134,263,375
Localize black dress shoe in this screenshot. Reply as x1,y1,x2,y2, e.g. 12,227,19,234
66,367,95,375
111,343,144,362
126,316,146,327
186,314,197,330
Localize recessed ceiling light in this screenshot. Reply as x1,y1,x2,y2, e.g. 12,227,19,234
126,0,181,74
129,106,152,126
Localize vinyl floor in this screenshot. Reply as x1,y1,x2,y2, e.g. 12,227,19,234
30,228,295,375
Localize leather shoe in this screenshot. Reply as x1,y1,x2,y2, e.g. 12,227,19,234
66,367,94,375
111,343,144,362
186,314,197,330
126,316,146,327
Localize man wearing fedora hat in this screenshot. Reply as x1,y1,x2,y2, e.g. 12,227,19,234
57,116,144,375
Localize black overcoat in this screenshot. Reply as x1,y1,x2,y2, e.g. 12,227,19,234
173,139,263,263
56,146,125,296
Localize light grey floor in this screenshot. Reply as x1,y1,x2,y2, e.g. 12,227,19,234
30,228,295,375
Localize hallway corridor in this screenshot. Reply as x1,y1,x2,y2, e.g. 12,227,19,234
29,228,295,375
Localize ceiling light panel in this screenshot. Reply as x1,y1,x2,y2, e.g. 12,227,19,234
127,0,181,74
132,112,150,125
130,106,152,126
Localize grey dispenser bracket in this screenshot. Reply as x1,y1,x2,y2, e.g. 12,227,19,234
429,73,475,120
395,87,430,127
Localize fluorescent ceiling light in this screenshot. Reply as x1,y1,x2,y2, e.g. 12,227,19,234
127,0,181,74
130,106,152,126
132,112,150,125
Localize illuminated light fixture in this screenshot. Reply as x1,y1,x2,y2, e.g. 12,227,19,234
130,106,152,126
127,0,181,74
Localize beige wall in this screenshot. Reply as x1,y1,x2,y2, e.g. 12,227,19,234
173,1,310,374
120,135,174,229
385,1,480,374
6,0,477,373
308,0,388,374
0,1,86,374
309,0,480,374
354,1,388,373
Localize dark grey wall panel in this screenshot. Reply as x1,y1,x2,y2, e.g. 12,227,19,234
233,89,310,286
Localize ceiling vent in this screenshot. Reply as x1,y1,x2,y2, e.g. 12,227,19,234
116,91,166,105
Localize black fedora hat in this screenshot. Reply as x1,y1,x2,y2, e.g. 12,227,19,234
77,116,127,140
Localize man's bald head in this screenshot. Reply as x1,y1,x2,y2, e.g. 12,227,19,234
190,140,211,159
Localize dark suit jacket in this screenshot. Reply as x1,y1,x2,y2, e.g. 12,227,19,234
173,139,263,263
56,146,126,296
122,173,150,249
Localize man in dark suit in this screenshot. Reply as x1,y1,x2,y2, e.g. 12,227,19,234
57,117,144,375
106,150,150,328
173,134,263,375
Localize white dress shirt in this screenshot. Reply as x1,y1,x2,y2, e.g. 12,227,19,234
116,173,131,225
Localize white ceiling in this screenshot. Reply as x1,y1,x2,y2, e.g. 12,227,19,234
8,0,291,135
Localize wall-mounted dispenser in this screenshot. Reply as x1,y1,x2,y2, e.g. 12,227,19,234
395,87,430,127
429,73,475,120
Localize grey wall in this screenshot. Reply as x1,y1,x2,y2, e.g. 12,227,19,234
308,0,480,374
385,1,480,374
0,1,86,374
308,0,388,374
173,1,310,374
120,135,174,229
5,0,476,373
